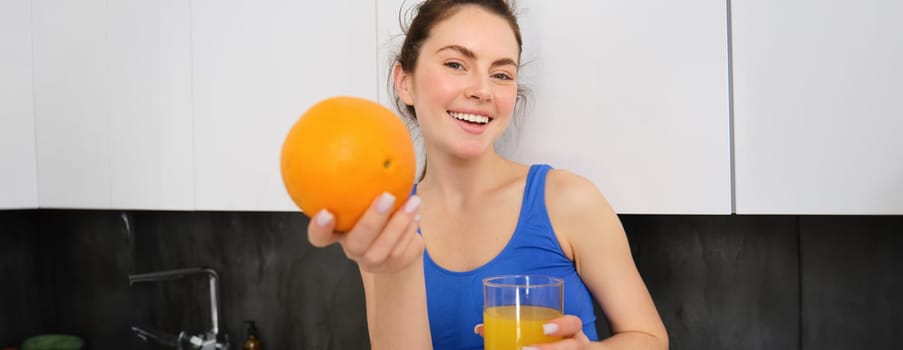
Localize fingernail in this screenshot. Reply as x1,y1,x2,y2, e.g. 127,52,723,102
376,193,396,214
522,347,540,350
404,195,421,214
472,324,481,335
542,322,558,335
315,209,333,227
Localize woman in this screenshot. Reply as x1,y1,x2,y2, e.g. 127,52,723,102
308,1,668,349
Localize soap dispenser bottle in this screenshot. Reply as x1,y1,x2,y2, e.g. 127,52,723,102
243,320,262,350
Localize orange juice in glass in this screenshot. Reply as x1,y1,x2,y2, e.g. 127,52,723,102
483,275,563,350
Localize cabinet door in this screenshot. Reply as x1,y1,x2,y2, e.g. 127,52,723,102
193,0,378,211
377,0,732,214
108,0,193,210
0,0,38,209
732,0,903,214
32,0,194,210
33,0,110,208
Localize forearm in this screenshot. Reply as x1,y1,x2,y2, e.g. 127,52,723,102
360,260,433,350
591,331,668,350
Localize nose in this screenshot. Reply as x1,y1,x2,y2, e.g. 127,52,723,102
466,74,492,102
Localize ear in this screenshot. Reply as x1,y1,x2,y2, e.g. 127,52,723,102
393,62,415,106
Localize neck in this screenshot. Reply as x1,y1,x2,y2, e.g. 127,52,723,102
418,148,512,204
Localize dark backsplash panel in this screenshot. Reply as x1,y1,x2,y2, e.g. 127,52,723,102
1,211,901,350
798,216,903,350
0,211,45,347
2,210,367,350
622,215,801,350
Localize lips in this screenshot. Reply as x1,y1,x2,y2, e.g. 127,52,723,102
447,111,491,135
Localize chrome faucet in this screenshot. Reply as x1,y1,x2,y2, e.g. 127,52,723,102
129,267,230,350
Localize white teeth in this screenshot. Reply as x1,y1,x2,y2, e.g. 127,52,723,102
449,112,490,124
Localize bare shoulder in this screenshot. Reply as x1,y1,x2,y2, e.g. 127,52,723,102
545,169,622,259
545,168,615,218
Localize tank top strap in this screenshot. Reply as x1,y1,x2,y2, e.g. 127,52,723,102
521,164,554,218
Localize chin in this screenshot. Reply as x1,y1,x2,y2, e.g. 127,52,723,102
449,142,491,159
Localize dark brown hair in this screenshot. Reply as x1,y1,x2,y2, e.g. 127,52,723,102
390,0,528,123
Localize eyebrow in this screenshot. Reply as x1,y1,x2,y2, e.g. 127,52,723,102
435,44,518,68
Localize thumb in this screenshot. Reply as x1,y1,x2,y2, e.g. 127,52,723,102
473,323,484,337
307,209,340,247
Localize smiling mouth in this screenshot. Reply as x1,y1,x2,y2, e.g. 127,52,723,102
448,111,491,125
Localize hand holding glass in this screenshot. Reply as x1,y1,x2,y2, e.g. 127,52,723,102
483,275,563,350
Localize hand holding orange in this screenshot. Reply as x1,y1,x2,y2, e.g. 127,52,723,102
280,96,417,232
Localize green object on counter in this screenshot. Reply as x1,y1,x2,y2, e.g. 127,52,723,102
21,335,83,350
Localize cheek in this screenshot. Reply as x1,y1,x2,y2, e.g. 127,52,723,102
496,86,518,115
415,71,458,104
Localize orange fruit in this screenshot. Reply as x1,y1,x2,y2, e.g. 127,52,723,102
280,96,416,232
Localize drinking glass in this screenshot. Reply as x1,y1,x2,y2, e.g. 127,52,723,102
483,275,564,350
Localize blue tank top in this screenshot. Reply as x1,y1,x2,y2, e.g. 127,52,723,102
417,164,599,350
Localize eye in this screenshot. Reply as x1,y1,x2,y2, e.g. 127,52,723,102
444,61,464,70
492,72,514,81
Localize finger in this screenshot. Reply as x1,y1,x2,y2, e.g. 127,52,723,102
394,223,425,269
361,196,421,266
473,324,484,337
387,219,424,270
387,202,422,258
542,315,584,337
307,209,340,247
343,192,397,257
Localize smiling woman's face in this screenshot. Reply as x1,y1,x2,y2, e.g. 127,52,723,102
394,5,521,160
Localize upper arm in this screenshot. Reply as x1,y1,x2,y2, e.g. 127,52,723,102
545,169,667,341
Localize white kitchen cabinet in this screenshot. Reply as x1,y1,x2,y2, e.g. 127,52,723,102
32,0,111,208
192,0,378,211
25,1,898,215
732,0,903,214
0,0,38,209
107,0,194,210
377,0,732,214
32,0,194,210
